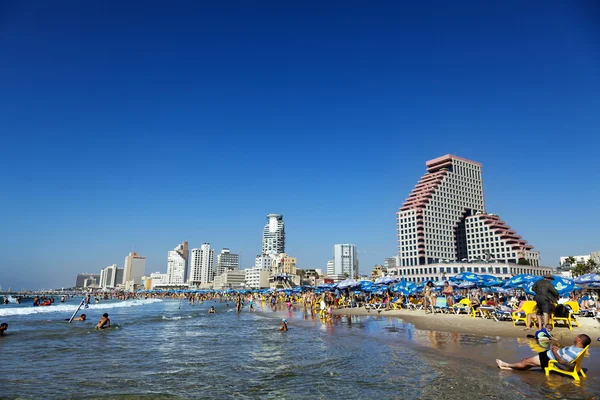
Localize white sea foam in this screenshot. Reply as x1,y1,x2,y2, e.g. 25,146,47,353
0,299,163,317
161,315,192,320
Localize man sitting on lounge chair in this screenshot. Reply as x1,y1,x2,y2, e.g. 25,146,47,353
496,334,591,371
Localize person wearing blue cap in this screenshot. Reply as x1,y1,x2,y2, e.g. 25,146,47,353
280,319,288,331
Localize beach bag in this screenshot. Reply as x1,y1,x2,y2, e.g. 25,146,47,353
554,304,570,318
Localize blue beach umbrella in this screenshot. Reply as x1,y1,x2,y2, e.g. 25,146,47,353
523,276,575,296
574,274,600,285
481,279,504,287
450,272,483,282
360,280,375,291
390,280,416,294
504,274,541,288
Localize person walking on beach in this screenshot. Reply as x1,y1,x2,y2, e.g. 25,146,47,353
96,313,110,330
423,281,434,313
532,275,559,330
496,334,590,371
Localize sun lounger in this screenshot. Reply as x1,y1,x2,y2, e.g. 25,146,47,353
453,298,471,315
365,303,385,312
478,306,498,321
494,306,513,321
433,297,449,313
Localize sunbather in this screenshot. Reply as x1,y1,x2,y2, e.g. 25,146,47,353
496,334,590,371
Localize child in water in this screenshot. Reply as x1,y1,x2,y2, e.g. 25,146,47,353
280,319,288,331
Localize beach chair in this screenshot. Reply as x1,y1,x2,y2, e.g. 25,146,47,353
453,298,471,315
551,301,580,330
512,301,536,327
545,345,589,381
433,297,449,313
494,306,513,321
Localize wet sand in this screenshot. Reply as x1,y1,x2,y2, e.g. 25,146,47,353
333,307,600,347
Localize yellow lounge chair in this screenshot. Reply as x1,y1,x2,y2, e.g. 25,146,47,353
453,298,471,315
545,345,589,381
512,300,536,327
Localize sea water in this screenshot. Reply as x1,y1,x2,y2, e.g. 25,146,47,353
0,298,598,399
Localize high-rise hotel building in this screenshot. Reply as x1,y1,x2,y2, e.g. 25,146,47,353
262,214,285,255
167,241,189,285
397,155,540,267
189,243,215,286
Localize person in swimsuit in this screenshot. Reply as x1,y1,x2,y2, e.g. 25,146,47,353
208,306,216,314
70,313,87,321
280,319,288,331
96,313,110,329
423,281,434,313
0,323,8,336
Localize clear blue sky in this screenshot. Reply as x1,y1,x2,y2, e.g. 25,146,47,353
1,1,599,290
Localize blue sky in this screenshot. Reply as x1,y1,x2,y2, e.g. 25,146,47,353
1,1,599,290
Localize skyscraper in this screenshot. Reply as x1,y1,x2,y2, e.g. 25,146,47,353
189,243,215,286
100,264,118,288
333,244,358,278
167,241,189,285
123,252,146,285
215,248,239,276
262,214,285,255
397,154,540,266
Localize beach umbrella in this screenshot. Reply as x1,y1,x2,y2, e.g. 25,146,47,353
336,279,360,289
504,274,541,288
434,280,456,287
390,280,416,294
574,274,600,285
450,272,483,282
375,276,397,285
481,279,504,287
359,280,374,291
458,282,476,289
523,276,575,296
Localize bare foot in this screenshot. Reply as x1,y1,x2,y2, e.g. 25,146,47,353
523,327,531,331
496,359,512,370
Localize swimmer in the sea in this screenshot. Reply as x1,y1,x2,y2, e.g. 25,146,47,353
280,319,288,331
0,322,8,336
208,306,216,314
96,313,110,329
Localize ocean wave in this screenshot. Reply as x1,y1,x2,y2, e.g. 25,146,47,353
0,299,163,317
161,315,192,320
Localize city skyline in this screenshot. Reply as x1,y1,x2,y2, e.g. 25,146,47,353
1,2,599,289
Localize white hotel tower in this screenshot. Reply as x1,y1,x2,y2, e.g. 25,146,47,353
262,214,285,255
189,243,215,286
397,154,540,267
167,241,189,285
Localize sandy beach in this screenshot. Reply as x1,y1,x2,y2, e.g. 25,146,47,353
334,306,600,346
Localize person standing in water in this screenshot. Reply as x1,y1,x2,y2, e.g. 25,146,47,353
0,323,8,336
280,319,288,331
96,313,110,329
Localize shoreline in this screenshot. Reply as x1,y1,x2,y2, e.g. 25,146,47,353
333,306,600,346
